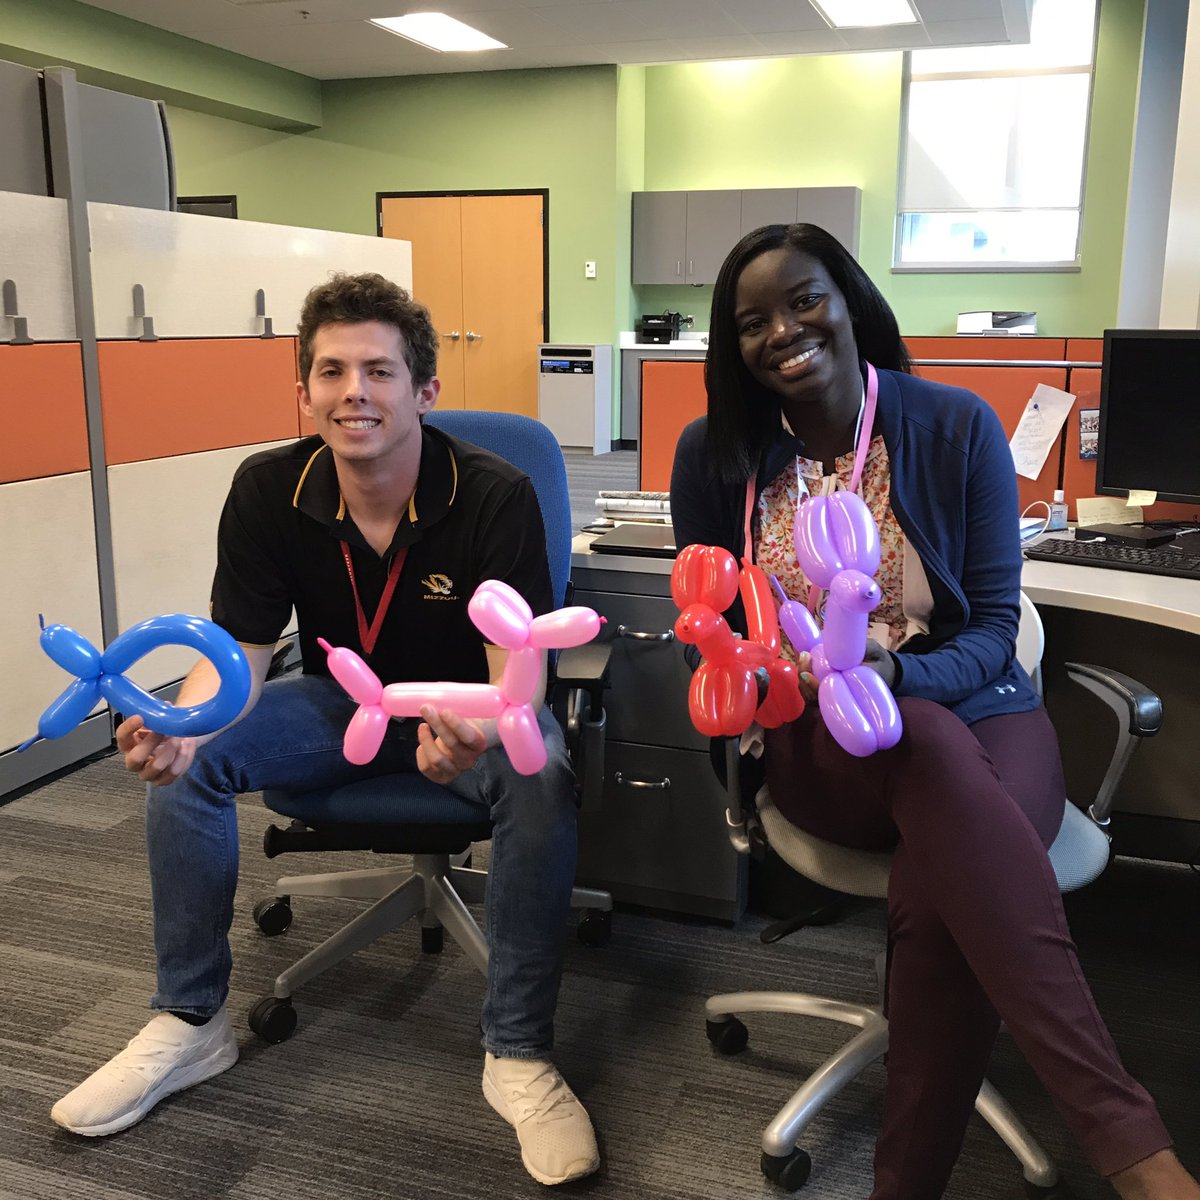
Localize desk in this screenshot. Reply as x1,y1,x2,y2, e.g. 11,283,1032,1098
1021,551,1200,862
572,534,1200,879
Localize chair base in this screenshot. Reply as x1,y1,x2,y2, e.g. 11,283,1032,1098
262,855,613,1002
705,991,1057,1190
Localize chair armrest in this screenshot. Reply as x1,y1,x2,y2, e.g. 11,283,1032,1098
553,642,612,718
1063,662,1163,826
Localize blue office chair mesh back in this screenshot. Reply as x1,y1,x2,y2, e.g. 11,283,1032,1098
424,410,572,609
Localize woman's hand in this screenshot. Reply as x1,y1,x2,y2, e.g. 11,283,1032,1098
861,639,898,688
795,652,820,705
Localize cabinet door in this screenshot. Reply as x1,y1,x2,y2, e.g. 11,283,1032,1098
685,190,743,283
631,192,687,284
795,186,862,256
740,188,799,235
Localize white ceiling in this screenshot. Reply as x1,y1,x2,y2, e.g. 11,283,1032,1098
77,0,1032,80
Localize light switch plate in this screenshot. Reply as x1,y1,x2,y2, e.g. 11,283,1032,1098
584,260,596,279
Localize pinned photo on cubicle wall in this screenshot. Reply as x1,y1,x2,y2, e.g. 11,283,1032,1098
1079,408,1099,460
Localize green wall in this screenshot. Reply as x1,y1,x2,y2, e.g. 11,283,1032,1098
168,66,623,348
0,0,319,129
637,0,1145,336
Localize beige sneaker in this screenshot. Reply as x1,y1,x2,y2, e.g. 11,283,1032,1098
482,1052,600,1185
51,1008,238,1137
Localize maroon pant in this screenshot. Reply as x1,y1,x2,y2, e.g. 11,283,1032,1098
765,697,1170,1200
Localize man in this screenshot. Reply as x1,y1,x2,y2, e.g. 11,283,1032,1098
51,272,600,1187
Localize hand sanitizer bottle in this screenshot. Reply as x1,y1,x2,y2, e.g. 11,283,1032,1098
1047,489,1069,532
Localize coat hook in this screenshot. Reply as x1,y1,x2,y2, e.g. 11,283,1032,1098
255,288,275,339
3,279,34,345
132,283,158,342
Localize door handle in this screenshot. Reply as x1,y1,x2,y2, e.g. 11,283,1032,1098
615,625,674,642
615,771,671,791
442,330,461,341
465,330,483,342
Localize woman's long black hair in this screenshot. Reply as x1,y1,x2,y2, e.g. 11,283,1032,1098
704,223,911,484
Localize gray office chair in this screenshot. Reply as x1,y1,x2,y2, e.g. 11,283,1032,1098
705,592,1163,1192
246,411,612,1044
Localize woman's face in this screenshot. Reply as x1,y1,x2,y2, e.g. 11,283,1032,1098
733,246,859,405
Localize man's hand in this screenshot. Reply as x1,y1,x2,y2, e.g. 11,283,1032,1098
861,639,898,688
116,715,197,786
416,706,488,785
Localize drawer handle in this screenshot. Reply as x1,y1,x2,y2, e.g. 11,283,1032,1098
615,771,671,791
615,625,675,642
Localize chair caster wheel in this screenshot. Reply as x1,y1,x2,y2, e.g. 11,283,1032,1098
577,909,612,947
1025,1179,1073,1199
421,925,444,953
761,1147,812,1192
253,896,292,936
249,996,297,1044
706,1016,748,1055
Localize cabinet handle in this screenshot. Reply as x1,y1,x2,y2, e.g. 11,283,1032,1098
465,330,483,342
442,330,461,341
615,624,675,642
687,259,693,276
615,771,671,791
676,260,682,277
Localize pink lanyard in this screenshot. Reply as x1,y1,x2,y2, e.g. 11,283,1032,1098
742,362,879,609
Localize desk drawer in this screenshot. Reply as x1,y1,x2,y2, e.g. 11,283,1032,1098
576,740,745,921
574,588,704,751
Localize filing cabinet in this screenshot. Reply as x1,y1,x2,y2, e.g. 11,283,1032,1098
571,549,746,921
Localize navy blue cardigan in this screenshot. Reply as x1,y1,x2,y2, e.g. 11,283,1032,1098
669,366,1041,725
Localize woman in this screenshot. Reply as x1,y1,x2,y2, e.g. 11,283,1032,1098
669,223,1198,1200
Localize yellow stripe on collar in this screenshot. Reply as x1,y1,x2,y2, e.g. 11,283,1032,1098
292,444,329,509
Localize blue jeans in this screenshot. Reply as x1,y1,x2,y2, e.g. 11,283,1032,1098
145,673,580,1058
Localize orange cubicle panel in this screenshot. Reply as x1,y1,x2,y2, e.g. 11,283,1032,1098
905,337,1068,363
1062,367,1199,524
913,364,1066,514
99,337,300,465
0,343,90,483
639,359,706,491
1065,338,1103,364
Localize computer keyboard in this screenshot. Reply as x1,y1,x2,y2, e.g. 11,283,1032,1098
1023,537,1200,580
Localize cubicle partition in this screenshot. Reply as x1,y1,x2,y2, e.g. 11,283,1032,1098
0,130,413,795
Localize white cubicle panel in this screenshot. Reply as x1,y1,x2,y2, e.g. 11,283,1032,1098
0,472,105,754
0,191,77,343
106,440,296,691
88,204,413,339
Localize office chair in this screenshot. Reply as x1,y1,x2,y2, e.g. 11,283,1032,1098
704,592,1163,1192
247,410,612,1044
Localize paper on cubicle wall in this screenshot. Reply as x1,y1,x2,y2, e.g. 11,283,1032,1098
1009,384,1075,480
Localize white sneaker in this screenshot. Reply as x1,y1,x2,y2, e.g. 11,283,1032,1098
51,1008,239,1137
482,1052,600,1186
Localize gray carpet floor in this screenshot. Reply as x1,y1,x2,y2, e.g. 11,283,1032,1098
1,752,1197,1200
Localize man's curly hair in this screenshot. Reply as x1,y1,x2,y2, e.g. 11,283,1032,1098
297,272,438,387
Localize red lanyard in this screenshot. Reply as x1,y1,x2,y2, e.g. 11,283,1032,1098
339,541,407,657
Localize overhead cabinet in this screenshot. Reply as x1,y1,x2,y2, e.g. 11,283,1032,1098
631,186,862,285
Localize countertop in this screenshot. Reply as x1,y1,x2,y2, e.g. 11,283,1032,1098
619,331,708,352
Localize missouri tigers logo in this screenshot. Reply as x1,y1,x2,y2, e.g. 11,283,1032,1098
421,573,455,597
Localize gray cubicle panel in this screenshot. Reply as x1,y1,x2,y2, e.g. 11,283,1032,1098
0,60,50,196
76,83,174,211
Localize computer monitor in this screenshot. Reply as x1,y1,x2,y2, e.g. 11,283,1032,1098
1097,329,1200,507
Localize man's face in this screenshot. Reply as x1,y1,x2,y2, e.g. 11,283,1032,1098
298,320,438,467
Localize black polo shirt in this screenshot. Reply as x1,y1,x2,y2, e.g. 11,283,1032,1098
210,425,553,685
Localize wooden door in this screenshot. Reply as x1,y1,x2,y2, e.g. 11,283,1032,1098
460,194,543,416
380,195,466,409
380,192,544,416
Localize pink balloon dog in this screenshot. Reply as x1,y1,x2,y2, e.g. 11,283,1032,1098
775,490,903,758
319,579,603,775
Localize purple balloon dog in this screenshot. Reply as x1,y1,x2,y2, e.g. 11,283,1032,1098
774,490,903,757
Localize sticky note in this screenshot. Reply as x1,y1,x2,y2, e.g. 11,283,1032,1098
1126,489,1157,507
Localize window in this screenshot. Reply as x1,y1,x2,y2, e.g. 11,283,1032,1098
895,0,1097,270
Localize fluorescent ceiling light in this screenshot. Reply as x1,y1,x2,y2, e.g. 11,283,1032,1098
812,0,919,28
369,13,507,52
